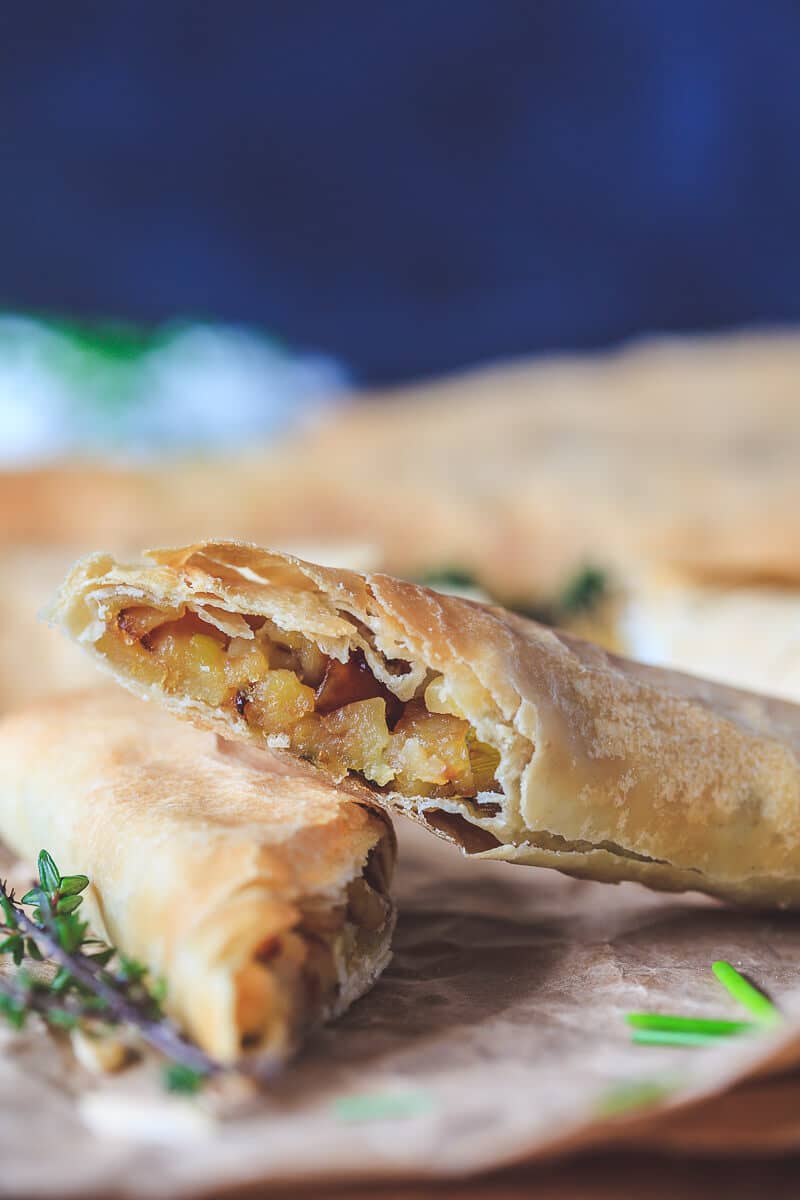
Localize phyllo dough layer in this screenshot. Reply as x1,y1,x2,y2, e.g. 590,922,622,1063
0,688,395,1062
55,542,800,907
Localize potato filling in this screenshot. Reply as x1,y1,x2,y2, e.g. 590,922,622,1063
101,605,501,799
237,837,394,1051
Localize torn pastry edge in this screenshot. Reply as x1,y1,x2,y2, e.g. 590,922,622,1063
52,553,529,848
54,548,770,904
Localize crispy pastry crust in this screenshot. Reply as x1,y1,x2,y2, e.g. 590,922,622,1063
55,542,800,907
0,688,395,1061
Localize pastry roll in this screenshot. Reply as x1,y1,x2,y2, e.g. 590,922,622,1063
55,542,800,907
0,688,395,1062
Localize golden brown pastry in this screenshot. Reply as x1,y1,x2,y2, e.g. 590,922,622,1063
4,332,800,712
5,330,800,597
0,688,395,1062
55,542,800,907
303,329,800,593
620,567,800,705
0,542,381,716
0,546,103,713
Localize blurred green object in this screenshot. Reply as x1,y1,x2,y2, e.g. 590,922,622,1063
594,1077,677,1117
626,1014,756,1037
559,566,608,615
711,961,782,1027
49,317,166,363
0,313,346,463
331,1090,435,1124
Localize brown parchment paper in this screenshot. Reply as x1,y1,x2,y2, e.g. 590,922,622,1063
3,821,800,1200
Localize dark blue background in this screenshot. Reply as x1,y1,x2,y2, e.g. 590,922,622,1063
2,2,800,383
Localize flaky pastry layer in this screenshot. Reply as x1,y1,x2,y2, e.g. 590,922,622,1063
54,542,800,907
0,688,395,1061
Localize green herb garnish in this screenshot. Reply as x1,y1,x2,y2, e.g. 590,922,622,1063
506,599,557,625
0,850,217,1089
626,1014,755,1037
418,568,480,591
711,960,781,1027
418,563,611,627
332,1090,435,1123
163,1062,208,1095
626,961,782,1050
506,565,610,626
631,1029,740,1048
558,566,608,615
595,1078,676,1117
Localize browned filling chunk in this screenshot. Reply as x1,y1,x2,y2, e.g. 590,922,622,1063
236,837,394,1050
100,605,501,799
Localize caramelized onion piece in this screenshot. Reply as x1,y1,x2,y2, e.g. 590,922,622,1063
117,604,185,642
315,650,402,723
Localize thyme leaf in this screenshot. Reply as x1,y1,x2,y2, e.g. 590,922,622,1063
0,851,218,1087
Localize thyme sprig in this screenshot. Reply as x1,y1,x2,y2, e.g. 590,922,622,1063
0,850,217,1091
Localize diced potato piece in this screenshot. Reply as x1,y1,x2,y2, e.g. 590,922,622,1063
346,877,390,932
116,604,185,642
172,632,229,705
96,629,165,687
110,611,237,704
224,637,270,691
423,675,467,719
141,623,228,704
295,639,328,688
468,735,501,792
246,670,316,735
257,620,327,685
389,701,473,793
290,698,393,785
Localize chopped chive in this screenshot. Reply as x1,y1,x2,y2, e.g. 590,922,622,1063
595,1078,676,1117
712,961,781,1027
332,1091,435,1124
632,1029,736,1047
626,1014,755,1037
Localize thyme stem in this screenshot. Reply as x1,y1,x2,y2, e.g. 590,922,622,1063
0,876,217,1078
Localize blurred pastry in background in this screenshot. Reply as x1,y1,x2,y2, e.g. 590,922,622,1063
4,327,798,590
622,569,800,704
1,327,798,708
0,546,101,711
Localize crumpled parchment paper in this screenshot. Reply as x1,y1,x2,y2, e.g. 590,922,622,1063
3,821,800,1200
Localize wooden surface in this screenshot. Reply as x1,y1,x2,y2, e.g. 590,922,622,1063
210,1069,800,1199
216,1151,800,1200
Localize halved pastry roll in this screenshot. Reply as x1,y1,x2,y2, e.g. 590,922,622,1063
0,688,395,1062
55,542,800,907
